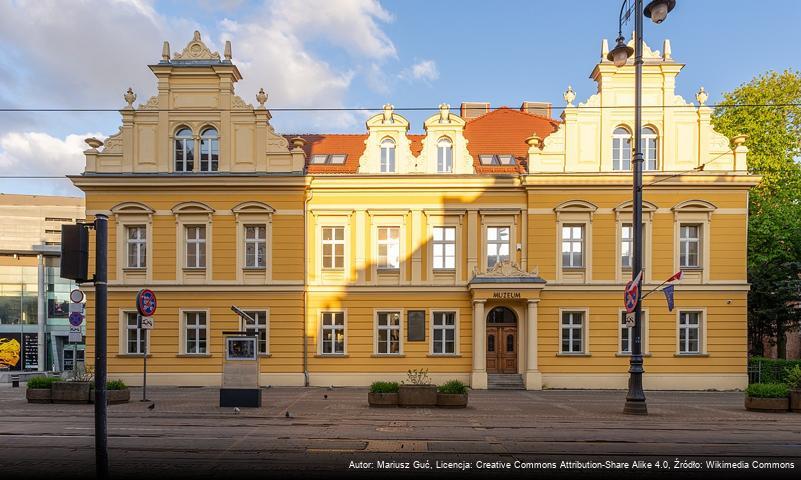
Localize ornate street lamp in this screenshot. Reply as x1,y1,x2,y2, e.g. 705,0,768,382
607,0,676,415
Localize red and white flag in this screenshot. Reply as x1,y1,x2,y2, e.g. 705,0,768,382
666,271,683,282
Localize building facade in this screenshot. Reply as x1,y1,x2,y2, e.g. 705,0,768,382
0,194,85,374
72,32,758,390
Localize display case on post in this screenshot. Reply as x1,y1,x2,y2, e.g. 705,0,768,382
219,332,261,408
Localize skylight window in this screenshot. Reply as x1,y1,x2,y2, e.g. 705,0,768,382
479,154,515,166
310,154,347,165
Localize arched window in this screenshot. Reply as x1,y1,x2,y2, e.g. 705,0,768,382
380,138,396,173
200,127,219,172
612,127,632,171
642,127,657,171
437,137,453,173
487,306,517,324
174,127,194,172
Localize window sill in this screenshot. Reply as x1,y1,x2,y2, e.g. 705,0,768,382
371,354,405,358
433,269,456,273
615,353,653,358
561,267,586,271
122,267,146,272
176,354,212,358
427,354,461,358
556,353,591,357
377,268,400,273
680,267,703,272
321,268,344,272
243,267,266,271
674,353,709,357
117,354,151,358
183,267,206,272
314,354,348,358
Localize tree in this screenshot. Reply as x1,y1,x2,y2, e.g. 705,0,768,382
712,70,801,358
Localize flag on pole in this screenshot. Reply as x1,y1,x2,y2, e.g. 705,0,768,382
663,284,675,311
666,270,683,282
632,270,643,285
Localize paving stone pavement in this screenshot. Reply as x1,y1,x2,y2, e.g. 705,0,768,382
0,385,800,478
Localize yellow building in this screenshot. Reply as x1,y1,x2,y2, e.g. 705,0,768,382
72,32,758,390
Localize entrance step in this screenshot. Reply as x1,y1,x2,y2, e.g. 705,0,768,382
487,374,525,390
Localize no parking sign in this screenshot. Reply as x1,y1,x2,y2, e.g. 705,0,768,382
624,271,642,314
136,289,157,317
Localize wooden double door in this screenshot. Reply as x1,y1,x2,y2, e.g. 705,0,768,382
486,324,517,374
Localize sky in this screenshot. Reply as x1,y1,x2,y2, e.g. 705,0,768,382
0,0,799,197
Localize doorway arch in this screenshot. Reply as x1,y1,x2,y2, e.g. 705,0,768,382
486,306,518,373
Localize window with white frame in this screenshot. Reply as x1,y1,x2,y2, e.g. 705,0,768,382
561,225,584,268
125,312,146,354
126,225,147,268
376,311,401,354
621,223,633,269
437,138,453,173
244,225,266,268
199,127,219,172
679,224,701,268
432,311,456,354
185,225,206,268
380,138,396,173
486,226,510,268
432,226,456,270
620,311,646,354
321,312,345,355
560,311,585,354
678,311,701,354
612,127,631,171
242,310,268,355
377,226,400,269
642,127,657,171
174,127,194,172
322,226,345,269
184,311,207,354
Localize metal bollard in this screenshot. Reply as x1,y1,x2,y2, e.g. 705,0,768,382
11,374,20,388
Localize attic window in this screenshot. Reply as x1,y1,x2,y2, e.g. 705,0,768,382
310,154,347,165
479,154,515,166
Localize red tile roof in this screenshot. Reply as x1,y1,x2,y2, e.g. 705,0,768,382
287,107,560,174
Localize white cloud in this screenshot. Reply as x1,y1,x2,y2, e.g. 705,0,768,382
409,60,439,82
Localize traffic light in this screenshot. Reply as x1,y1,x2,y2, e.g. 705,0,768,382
61,224,89,283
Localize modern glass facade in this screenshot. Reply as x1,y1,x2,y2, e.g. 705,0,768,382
0,265,38,326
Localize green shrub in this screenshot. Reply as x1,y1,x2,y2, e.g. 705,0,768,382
749,357,801,384
784,365,801,390
107,379,127,390
746,383,789,398
26,376,59,389
369,381,399,393
438,380,468,395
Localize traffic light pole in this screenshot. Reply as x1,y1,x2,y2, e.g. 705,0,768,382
94,213,109,478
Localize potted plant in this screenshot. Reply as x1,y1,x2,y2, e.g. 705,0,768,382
398,368,437,407
744,383,790,412
437,380,468,408
89,379,132,404
25,375,58,403
368,381,399,408
785,365,801,413
53,366,93,404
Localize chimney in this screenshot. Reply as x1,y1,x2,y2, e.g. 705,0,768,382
520,101,552,118
460,102,490,120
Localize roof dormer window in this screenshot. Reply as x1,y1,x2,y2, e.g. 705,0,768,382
380,138,396,173
310,154,347,165
479,154,514,166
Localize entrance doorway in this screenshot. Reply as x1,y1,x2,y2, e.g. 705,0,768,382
486,306,517,374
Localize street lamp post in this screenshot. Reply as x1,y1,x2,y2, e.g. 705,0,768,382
608,0,675,415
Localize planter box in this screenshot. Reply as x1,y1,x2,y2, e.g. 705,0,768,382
791,390,801,413
398,384,437,407
90,388,133,405
52,381,91,404
745,396,789,412
437,392,468,408
368,392,399,408
26,388,52,404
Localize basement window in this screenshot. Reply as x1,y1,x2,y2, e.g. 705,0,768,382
310,154,347,164
479,154,515,165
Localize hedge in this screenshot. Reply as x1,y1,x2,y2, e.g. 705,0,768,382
746,383,789,398
369,381,400,393
748,357,801,384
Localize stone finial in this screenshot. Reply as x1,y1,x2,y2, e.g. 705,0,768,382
124,87,136,108
382,104,394,124
696,86,708,106
563,85,576,107
174,30,221,60
224,40,232,61
525,134,543,149
290,136,306,149
663,39,672,61
84,137,104,149
256,88,267,108
732,134,748,147
438,103,450,123
601,39,609,61
162,41,170,61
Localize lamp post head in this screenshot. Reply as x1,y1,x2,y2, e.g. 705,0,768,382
644,0,676,24
607,36,634,67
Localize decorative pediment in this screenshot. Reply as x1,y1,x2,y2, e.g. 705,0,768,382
470,261,545,284
614,200,658,212
110,202,154,215
173,31,220,61
232,201,275,215
171,201,215,215
554,200,598,213
672,199,717,212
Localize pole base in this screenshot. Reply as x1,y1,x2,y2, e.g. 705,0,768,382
623,400,648,415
